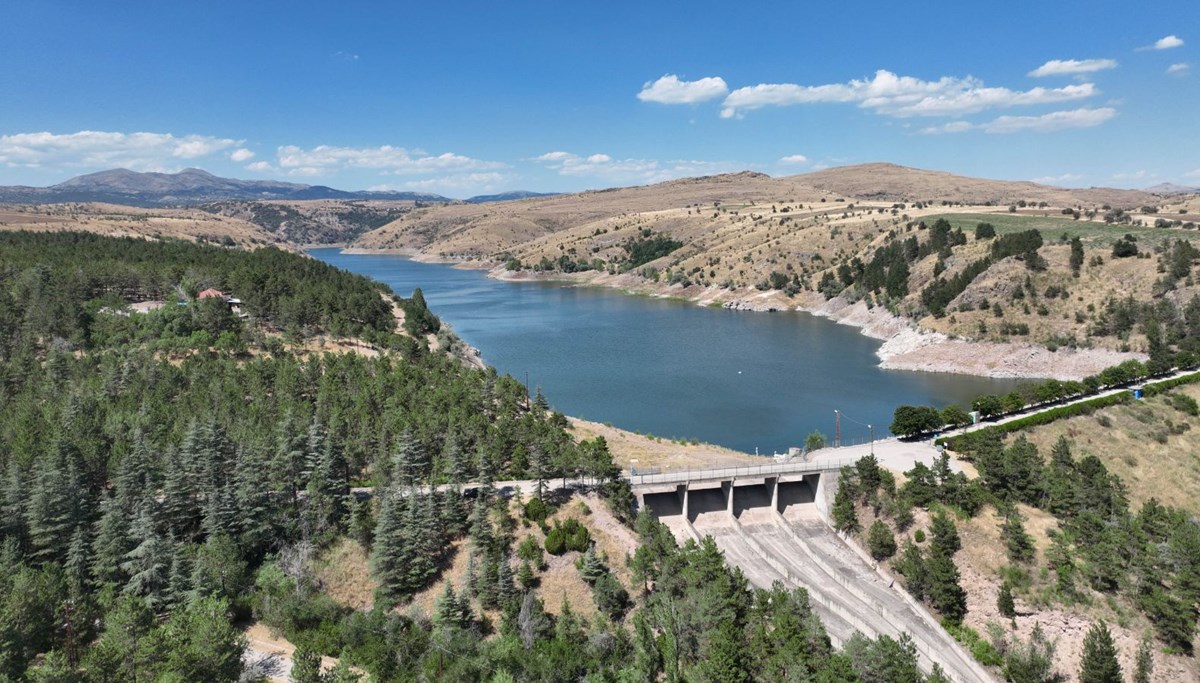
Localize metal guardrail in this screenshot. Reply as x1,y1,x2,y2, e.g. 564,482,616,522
627,457,855,487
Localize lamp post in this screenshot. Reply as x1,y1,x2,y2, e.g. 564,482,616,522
868,424,874,456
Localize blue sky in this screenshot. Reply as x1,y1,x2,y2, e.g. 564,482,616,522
0,1,1195,197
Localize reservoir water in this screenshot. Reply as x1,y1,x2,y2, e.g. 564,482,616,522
313,249,1022,454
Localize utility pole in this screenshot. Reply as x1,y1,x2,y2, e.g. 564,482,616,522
834,410,841,448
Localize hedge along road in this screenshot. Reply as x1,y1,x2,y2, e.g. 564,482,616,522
820,367,1200,470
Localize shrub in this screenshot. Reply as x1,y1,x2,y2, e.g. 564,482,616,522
945,622,1004,667
544,518,590,555
1166,392,1200,416
1112,238,1139,258
867,520,897,561
524,497,551,523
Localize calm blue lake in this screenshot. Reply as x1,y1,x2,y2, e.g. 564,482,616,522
312,249,1022,453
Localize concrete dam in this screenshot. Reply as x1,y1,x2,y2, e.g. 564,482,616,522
633,463,995,683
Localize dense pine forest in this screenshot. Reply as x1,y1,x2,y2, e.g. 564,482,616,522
0,232,943,682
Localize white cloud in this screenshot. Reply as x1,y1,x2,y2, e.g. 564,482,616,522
1031,173,1084,185
535,151,575,163
1154,35,1185,50
637,74,729,104
230,148,255,162
401,172,512,194
1168,63,1190,75
982,107,1116,133
920,107,1116,135
1112,170,1153,181
245,161,274,172
274,144,505,176
0,130,240,171
719,70,1097,118
779,154,809,165
919,121,974,135
1185,168,1200,179
533,150,746,184
1028,58,1117,77
333,51,360,62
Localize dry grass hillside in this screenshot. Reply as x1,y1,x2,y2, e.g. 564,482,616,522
0,199,417,248
352,171,835,258
0,203,278,248
793,163,1159,206
1012,383,1200,517
351,164,1199,364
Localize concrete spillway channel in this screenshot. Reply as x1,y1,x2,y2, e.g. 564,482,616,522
639,474,996,683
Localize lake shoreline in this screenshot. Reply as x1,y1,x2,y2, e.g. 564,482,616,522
338,248,1142,382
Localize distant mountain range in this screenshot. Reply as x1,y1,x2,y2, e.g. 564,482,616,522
1144,182,1200,195
465,190,560,203
0,168,553,206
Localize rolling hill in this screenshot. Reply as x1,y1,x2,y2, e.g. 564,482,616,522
349,163,1199,376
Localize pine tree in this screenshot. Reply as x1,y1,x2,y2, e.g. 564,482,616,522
233,444,273,549
198,421,239,539
347,496,374,549
832,477,860,534
26,440,78,563
392,430,429,488
370,488,410,607
303,419,348,540
166,540,193,609
92,495,132,586
1043,436,1077,516
291,645,323,683
115,429,156,510
1001,507,1036,564
925,553,968,625
122,504,169,608
997,582,1016,619
0,458,28,546
1132,636,1153,683
929,510,961,557
579,546,607,584
405,492,438,591
895,540,928,601
866,520,897,561
274,410,308,511
440,485,468,537
1079,621,1123,683
528,442,548,499
161,438,201,540
517,561,536,591
468,500,494,555
434,581,465,630
496,558,517,608
65,526,91,595
443,432,469,485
